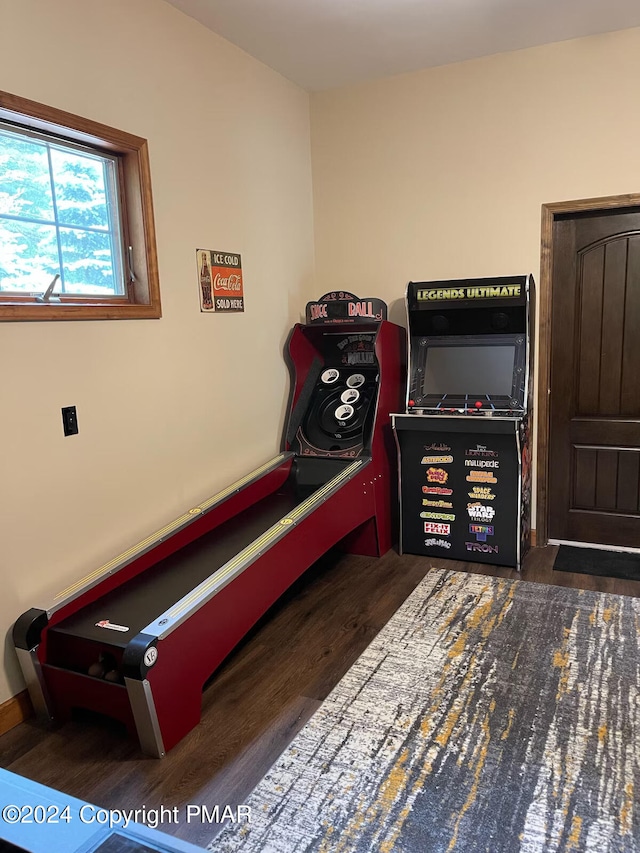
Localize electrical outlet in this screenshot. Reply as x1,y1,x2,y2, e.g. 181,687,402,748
61,406,78,436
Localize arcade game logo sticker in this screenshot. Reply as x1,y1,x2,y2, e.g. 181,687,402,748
196,249,244,313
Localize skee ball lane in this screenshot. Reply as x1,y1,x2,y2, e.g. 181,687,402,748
13,293,405,757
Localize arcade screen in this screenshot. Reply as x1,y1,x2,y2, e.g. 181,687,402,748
422,343,516,396
411,334,527,403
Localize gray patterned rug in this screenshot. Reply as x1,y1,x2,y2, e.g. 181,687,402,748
210,569,640,853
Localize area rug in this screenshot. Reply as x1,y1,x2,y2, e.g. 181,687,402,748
553,545,640,582
210,569,640,853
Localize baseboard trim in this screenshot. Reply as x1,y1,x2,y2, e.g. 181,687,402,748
0,690,33,736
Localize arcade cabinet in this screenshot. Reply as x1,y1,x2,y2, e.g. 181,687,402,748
392,275,535,569
13,293,404,757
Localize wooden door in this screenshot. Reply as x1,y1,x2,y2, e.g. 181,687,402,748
548,208,640,546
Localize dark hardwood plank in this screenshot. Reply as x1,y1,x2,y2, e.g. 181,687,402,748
2,545,640,846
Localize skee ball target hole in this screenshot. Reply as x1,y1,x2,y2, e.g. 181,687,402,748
346,373,366,388
334,404,355,421
341,388,360,404
321,368,340,384
314,395,364,438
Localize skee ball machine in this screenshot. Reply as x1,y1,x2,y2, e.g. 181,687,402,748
13,292,404,757
392,275,535,569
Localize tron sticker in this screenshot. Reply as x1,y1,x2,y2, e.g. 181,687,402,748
95,620,129,633
427,468,449,484
466,542,499,554
421,455,453,464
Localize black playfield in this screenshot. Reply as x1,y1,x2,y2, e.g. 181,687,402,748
392,275,535,570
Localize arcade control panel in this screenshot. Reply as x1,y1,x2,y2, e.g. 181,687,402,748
406,396,521,416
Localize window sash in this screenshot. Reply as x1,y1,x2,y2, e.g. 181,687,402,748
0,89,161,322
0,121,126,298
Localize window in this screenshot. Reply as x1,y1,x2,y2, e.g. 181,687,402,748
0,91,161,321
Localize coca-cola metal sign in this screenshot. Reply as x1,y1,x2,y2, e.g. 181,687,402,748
196,249,244,313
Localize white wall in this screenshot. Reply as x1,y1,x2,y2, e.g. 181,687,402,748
0,0,315,703
310,26,640,520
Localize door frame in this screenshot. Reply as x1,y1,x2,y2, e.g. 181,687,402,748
536,192,640,546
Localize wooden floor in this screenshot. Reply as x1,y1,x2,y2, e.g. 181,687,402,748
2,545,640,848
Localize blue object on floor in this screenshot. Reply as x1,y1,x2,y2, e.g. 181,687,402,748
0,769,203,853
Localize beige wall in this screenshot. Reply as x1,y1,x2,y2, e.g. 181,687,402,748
310,25,640,524
4,7,640,709
0,0,314,703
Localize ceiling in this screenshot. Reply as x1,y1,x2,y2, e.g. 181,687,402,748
165,0,640,91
